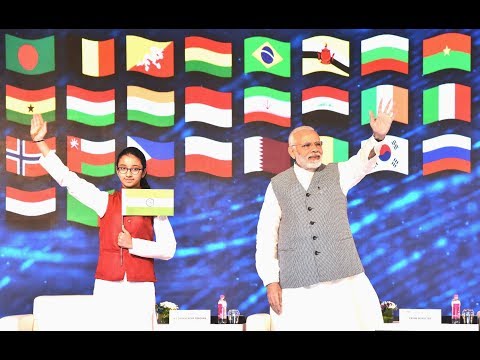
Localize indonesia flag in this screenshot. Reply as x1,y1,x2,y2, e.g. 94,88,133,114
185,86,232,128
423,83,470,124
6,186,56,216
244,136,291,174
67,136,115,177
127,136,175,177
302,86,349,123
66,85,115,126
422,134,471,175
6,136,56,177
185,136,232,177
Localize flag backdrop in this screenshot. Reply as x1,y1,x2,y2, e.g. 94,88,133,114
1,29,478,321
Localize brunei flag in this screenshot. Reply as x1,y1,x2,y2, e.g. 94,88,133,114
5,34,55,75
6,85,55,124
185,36,232,78
127,86,174,127
126,35,174,77
66,85,115,126
122,189,174,216
302,35,350,77
423,32,471,75
244,36,290,77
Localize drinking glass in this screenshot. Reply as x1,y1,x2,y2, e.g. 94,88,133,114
228,309,240,324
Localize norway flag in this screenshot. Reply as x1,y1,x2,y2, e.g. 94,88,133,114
127,136,175,177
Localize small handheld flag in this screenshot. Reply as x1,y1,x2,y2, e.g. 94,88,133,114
122,189,174,216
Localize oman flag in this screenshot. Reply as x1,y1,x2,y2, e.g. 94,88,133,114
185,86,232,128
5,34,55,75
185,36,232,78
126,35,174,77
66,85,115,126
6,85,56,124
423,32,471,75
67,136,115,177
244,136,291,174
361,84,408,125
82,38,115,77
423,83,470,124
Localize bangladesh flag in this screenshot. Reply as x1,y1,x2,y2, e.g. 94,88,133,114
423,32,471,75
5,34,55,75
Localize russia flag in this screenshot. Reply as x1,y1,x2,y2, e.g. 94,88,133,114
127,136,175,177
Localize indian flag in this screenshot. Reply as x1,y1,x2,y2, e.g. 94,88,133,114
361,34,409,75
6,85,55,124
66,85,115,126
423,83,470,124
319,136,349,165
122,189,174,216
244,86,291,127
127,86,174,127
185,36,232,78
361,85,408,125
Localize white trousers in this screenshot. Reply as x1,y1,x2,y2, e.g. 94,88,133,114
93,277,156,331
270,272,383,331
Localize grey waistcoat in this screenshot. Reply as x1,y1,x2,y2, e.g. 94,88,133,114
271,164,364,289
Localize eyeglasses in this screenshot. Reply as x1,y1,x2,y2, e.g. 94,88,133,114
117,167,144,175
290,141,323,151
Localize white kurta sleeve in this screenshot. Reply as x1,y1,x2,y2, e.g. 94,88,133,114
338,136,382,195
255,183,281,287
39,150,109,217
129,216,177,260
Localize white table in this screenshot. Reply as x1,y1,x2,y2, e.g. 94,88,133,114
376,321,478,331
154,323,245,331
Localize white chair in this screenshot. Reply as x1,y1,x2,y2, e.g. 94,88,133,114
246,313,271,331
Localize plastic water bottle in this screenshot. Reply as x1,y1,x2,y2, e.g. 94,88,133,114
217,294,227,324
451,294,461,324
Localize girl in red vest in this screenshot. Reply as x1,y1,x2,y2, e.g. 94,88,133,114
30,113,177,330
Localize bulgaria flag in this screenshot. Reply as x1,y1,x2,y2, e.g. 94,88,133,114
302,86,349,124
185,136,232,177
422,134,471,175
6,186,56,216
361,85,408,125
5,34,55,75
67,136,115,177
185,86,232,128
126,35,174,77
361,34,409,75
127,86,174,127
319,136,349,165
423,83,470,124
66,85,115,126
362,135,409,175
244,136,291,174
122,189,174,216
185,36,232,78
244,86,291,127
423,32,471,75
6,85,56,124
82,38,115,77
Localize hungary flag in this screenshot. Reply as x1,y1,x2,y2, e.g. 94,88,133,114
122,189,174,216
423,83,470,124
5,34,55,75
423,32,471,75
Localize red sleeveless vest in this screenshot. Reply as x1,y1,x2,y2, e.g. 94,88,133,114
95,191,156,282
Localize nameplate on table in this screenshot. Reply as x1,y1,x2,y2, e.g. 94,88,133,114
169,310,211,325
399,308,441,324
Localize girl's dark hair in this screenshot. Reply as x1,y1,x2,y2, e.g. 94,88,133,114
116,147,150,189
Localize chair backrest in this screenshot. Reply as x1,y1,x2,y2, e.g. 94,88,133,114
246,313,271,331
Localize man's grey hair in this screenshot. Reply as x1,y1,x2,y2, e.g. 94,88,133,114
288,126,316,146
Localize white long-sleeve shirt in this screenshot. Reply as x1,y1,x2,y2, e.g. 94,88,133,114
40,150,176,260
255,136,381,287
